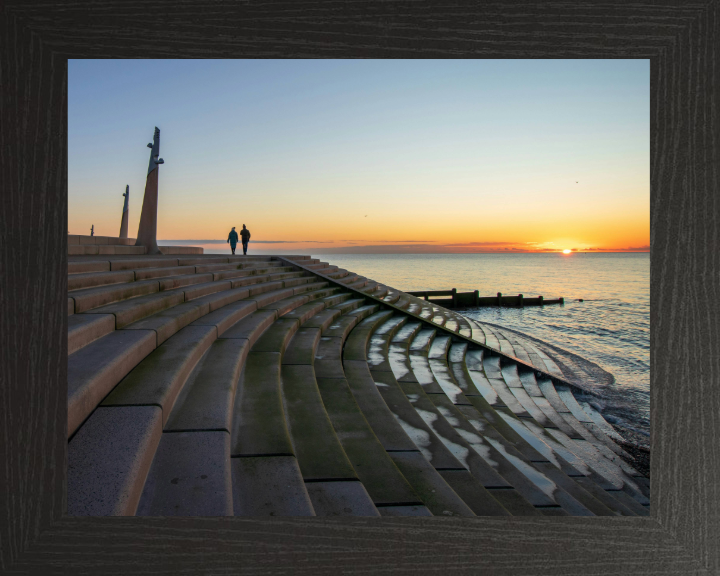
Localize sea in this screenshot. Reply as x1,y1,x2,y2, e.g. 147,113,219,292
305,252,651,449
187,245,650,448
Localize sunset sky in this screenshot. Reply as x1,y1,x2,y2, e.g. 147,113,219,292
68,60,649,254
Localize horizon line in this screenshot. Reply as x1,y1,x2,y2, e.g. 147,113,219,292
156,239,650,253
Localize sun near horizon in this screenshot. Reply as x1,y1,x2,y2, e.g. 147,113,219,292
68,60,649,254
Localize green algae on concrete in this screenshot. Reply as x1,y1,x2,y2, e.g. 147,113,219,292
182,279,232,301
331,298,364,315
251,318,300,356
342,311,394,361
387,451,475,517
220,310,277,344
315,376,420,506
166,338,249,432
342,359,418,452
377,504,432,516
322,315,360,340
462,397,549,462
136,431,233,516
506,384,555,426
303,308,343,331
434,469,512,516
231,455,315,516
313,337,346,379
102,325,217,426
305,481,379,516
231,351,294,457
260,294,310,317
572,476,639,515
283,328,322,366
281,364,358,481
283,301,327,325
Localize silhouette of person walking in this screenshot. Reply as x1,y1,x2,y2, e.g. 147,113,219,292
227,227,239,255
240,224,251,255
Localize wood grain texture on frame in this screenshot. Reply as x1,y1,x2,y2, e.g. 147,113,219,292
0,1,717,574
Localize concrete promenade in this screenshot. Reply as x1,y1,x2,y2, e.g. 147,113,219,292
67,249,650,517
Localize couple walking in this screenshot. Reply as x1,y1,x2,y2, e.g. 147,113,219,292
227,224,251,255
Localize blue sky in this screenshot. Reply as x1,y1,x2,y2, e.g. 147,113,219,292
68,59,649,253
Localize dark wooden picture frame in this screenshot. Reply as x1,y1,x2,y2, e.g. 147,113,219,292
1,2,717,574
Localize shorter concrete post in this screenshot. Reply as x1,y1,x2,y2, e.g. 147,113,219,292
451,288,457,308
559,297,564,304
119,185,129,238
539,295,544,305
519,294,524,307
497,292,502,307
473,290,479,306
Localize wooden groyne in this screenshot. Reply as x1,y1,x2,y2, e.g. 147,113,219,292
407,289,564,309
66,249,649,518
65,127,647,519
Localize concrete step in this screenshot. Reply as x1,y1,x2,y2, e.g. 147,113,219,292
68,282,335,439
137,430,233,516
68,405,162,515
69,271,311,332
537,378,640,485
281,363,360,483
315,375,425,510
365,316,407,373
69,325,221,513
231,351,295,456
102,325,218,424
68,329,157,438
68,314,115,355
463,380,634,508
69,245,147,256
344,278,369,290
341,314,487,516
136,337,251,516
69,234,136,246
69,257,178,274
332,297,365,315
400,325,616,515
68,270,136,291
69,279,162,313
66,255,644,517
282,301,327,326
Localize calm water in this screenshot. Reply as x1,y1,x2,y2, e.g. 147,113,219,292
308,253,650,446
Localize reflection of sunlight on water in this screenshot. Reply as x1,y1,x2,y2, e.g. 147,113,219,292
306,253,649,440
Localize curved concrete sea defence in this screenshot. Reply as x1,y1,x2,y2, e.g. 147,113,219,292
67,253,649,517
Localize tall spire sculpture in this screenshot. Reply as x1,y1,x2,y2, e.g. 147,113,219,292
119,185,130,238
135,127,164,255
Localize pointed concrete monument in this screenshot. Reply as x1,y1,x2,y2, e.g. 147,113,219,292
119,185,129,238
135,127,165,255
